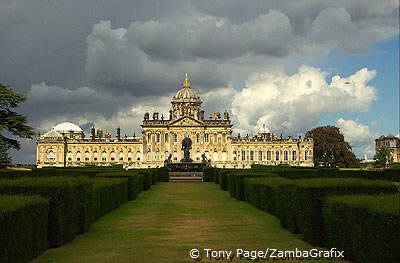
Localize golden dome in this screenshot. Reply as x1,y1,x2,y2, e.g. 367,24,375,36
172,73,201,101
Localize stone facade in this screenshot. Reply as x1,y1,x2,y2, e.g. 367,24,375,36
375,135,400,163
36,74,314,168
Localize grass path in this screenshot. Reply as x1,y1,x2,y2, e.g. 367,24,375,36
35,183,341,263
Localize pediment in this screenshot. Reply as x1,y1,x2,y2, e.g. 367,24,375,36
169,116,204,127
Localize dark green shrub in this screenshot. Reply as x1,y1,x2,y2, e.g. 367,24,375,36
92,178,128,219
0,177,93,247
96,172,140,201
0,195,49,262
323,194,400,263
154,167,169,182
280,178,398,246
243,177,293,216
203,167,217,182
228,171,278,200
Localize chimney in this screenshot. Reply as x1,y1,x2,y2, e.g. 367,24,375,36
117,127,121,140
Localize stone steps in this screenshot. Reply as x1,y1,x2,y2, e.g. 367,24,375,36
169,171,203,182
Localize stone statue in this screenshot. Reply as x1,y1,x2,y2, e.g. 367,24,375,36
224,110,229,120
214,111,221,119
181,136,193,162
144,112,149,120
201,153,210,167
164,152,172,167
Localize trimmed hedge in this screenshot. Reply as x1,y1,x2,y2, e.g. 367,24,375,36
0,177,93,247
227,171,278,200
244,177,293,216
92,178,129,219
203,167,217,182
279,178,398,246
96,172,141,201
0,195,49,263
323,194,400,263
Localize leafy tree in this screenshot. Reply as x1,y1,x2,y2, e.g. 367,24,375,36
0,84,34,167
374,146,393,167
305,126,360,168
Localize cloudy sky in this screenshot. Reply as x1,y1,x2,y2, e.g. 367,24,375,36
1,0,398,163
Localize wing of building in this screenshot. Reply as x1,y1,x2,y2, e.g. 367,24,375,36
36,73,314,168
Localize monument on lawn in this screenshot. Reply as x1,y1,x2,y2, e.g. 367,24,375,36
181,135,193,162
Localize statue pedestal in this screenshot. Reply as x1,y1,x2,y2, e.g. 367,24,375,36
166,162,203,172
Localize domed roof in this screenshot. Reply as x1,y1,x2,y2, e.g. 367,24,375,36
172,73,201,101
53,122,82,133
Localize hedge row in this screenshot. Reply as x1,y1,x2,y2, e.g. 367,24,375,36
0,177,93,247
240,176,399,262
92,178,129,219
0,195,49,263
323,194,400,263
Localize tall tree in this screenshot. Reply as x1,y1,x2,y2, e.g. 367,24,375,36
374,146,393,167
0,84,35,167
305,126,360,168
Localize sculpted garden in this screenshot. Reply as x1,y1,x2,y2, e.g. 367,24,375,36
0,166,398,262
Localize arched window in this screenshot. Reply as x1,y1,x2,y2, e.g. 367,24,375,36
173,133,178,142
156,133,160,143
67,151,73,161
204,133,209,143
128,152,133,162
292,151,297,161
76,151,81,162
85,151,90,162
173,151,178,161
233,151,237,161
119,152,124,162
93,151,98,161
213,152,218,161
47,150,56,162
275,151,280,161
196,133,200,143
136,152,141,161
164,133,169,142
110,151,116,162
102,151,107,162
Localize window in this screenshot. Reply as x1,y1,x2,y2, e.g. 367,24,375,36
222,152,227,161
76,151,81,162
102,151,107,161
205,133,209,143
147,133,151,143
222,134,226,143
119,152,124,162
156,151,160,161
214,134,217,143
250,150,254,161
241,150,246,161
173,133,178,143
233,151,237,161
110,151,115,162
196,152,201,161
205,151,210,159
67,151,73,161
47,150,56,162
196,133,200,143
165,151,170,160
292,151,297,161
146,152,151,161
305,151,308,160
85,151,90,161
136,152,141,161
173,152,178,161
94,151,98,161
267,151,271,160
164,133,168,142
284,151,288,161
213,152,218,161
258,151,263,161
156,133,160,143
275,151,280,161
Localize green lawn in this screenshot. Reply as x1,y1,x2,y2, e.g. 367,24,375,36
35,183,343,263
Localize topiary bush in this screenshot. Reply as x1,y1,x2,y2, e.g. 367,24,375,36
0,194,49,263
323,194,400,263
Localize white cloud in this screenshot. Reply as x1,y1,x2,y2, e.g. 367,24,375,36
230,66,378,136
336,118,376,158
